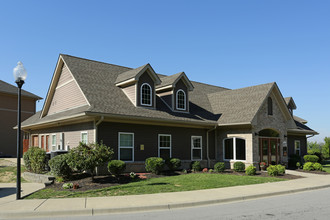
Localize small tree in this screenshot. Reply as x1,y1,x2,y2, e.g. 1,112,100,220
66,142,113,180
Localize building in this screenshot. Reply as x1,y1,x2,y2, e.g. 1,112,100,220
0,80,41,157
21,54,317,170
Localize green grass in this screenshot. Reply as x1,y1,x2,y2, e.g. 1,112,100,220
0,165,27,183
322,160,330,173
25,173,285,199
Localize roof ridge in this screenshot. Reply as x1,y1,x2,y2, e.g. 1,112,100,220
60,54,133,70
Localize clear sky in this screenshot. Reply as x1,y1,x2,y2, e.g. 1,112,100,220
0,0,329,143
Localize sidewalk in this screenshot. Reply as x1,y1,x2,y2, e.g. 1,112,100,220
1,170,330,219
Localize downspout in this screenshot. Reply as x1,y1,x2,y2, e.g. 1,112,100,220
207,125,217,168
94,116,104,143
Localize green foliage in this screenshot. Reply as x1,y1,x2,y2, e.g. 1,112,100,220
23,147,46,174
304,155,319,163
233,161,245,172
48,154,72,177
307,139,330,161
107,160,126,176
208,169,213,173
288,154,302,169
267,165,279,176
313,162,323,171
191,161,202,172
145,157,165,174
323,137,330,159
296,162,301,169
276,165,286,175
245,165,256,175
66,142,113,179
303,162,314,171
214,162,225,172
165,158,181,171
62,183,73,189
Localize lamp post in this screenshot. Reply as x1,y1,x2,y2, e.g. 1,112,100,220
13,61,27,200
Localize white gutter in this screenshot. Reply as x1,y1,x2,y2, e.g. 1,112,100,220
94,116,104,143
206,125,217,168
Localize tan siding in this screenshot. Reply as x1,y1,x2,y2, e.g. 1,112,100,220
122,84,136,106
57,65,73,87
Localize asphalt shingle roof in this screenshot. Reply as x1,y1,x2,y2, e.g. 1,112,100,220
0,80,42,99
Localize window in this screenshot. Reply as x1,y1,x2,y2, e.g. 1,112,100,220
294,140,301,156
51,134,56,151
119,132,134,161
176,89,186,110
268,97,273,115
158,134,171,159
191,136,202,160
141,83,152,106
223,137,246,161
81,132,88,144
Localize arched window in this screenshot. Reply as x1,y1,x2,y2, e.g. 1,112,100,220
268,97,273,115
223,137,246,161
176,89,186,110
141,83,152,106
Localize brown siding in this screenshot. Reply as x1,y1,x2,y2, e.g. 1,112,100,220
158,90,173,109
0,93,36,113
287,135,307,156
122,84,136,106
98,122,208,161
137,71,155,108
174,78,189,112
48,64,88,115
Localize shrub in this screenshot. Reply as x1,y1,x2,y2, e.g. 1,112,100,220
303,162,314,171
66,142,113,179
296,162,301,169
288,154,302,169
108,160,126,176
245,165,256,175
165,158,181,171
191,161,202,172
214,162,225,172
48,154,72,177
313,162,323,171
276,165,286,175
304,155,319,163
145,157,164,174
62,183,73,189
267,165,279,176
209,169,213,173
233,162,245,172
130,172,136,179
23,147,47,174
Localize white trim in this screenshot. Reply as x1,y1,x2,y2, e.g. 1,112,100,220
118,132,134,162
56,78,74,90
140,83,152,106
294,140,301,156
176,89,186,111
191,136,202,161
81,131,88,144
115,78,136,87
223,137,246,161
158,134,172,158
51,134,57,152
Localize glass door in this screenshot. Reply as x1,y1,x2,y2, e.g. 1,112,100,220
260,138,280,165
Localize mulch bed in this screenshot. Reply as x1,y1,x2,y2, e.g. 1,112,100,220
46,170,302,192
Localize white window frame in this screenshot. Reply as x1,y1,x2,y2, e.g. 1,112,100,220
191,136,202,161
51,134,56,152
176,89,186,110
81,131,88,144
223,137,246,161
118,132,134,162
158,134,172,158
294,140,301,156
140,83,152,106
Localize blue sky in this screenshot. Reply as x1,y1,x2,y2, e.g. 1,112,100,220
0,0,329,142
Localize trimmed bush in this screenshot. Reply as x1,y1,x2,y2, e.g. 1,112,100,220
313,163,323,171
276,165,286,175
267,165,279,176
304,155,319,163
296,162,301,169
191,161,202,172
303,162,314,171
245,165,256,175
233,161,245,172
145,157,164,174
165,158,181,171
23,147,46,174
48,154,71,177
214,162,225,172
108,160,126,176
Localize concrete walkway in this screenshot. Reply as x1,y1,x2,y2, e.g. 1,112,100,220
1,170,330,219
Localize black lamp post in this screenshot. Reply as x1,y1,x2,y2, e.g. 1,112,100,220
13,61,27,200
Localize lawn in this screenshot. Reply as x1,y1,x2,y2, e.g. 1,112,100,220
25,173,285,199
322,161,330,173
0,164,27,183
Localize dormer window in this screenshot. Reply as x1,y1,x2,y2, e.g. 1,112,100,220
141,83,152,106
176,89,186,110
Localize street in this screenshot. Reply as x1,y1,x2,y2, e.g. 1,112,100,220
23,187,330,220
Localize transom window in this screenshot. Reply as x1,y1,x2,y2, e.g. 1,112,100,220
224,137,246,161
158,134,172,160
191,136,202,160
119,132,134,162
141,83,152,106
176,89,186,110
81,132,88,144
294,140,301,156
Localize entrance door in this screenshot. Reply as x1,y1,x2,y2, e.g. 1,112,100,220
259,138,280,165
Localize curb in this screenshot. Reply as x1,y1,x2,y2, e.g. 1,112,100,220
1,184,330,219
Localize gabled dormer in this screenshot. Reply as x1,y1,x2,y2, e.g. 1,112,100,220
156,72,194,113
115,64,161,109
284,97,297,116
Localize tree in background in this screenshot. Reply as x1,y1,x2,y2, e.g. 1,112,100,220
308,137,330,161
323,137,330,159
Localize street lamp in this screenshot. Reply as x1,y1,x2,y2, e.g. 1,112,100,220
13,61,27,200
